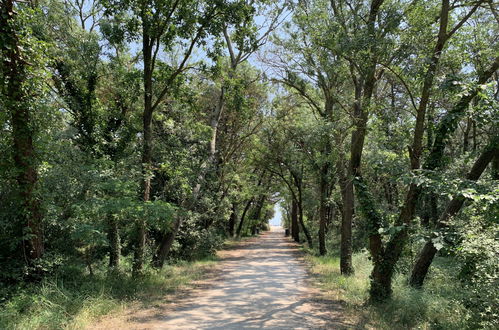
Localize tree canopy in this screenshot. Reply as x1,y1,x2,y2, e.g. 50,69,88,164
1,0,498,328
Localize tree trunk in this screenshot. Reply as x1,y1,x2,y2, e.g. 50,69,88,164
236,198,253,237
1,0,44,262
339,167,354,275
227,203,237,237
297,182,313,247
298,199,313,247
409,139,498,287
291,200,300,242
318,166,328,255
107,217,120,268
134,26,154,276
463,117,471,153
472,120,477,151
251,194,266,234
363,0,487,302
369,260,393,302
152,215,182,268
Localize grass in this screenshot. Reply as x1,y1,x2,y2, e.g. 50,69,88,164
306,251,473,329
0,256,218,330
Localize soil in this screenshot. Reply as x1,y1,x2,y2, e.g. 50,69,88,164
90,226,353,329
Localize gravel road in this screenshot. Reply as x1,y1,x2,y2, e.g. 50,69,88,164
92,226,351,329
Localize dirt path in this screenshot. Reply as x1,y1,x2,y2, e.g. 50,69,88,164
92,227,351,329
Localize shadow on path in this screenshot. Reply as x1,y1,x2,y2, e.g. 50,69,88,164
93,227,352,329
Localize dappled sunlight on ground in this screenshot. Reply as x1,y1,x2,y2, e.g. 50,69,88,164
91,227,350,329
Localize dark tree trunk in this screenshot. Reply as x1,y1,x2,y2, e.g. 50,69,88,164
339,162,355,275
421,193,438,226
363,1,490,302
227,203,237,237
409,139,498,287
251,194,266,234
134,25,154,276
297,182,313,248
1,0,44,261
152,217,182,269
235,174,265,237
369,260,393,302
236,198,253,237
107,217,120,268
463,117,471,153
318,166,328,255
298,200,313,247
291,200,300,242
472,120,477,151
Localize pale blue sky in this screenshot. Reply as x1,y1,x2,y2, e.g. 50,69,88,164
269,203,282,226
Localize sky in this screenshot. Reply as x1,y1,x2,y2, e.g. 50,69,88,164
269,203,282,226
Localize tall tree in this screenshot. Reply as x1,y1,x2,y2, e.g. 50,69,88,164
1,0,44,262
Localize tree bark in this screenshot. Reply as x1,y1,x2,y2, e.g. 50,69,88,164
463,117,471,153
1,0,44,262
296,177,313,247
342,0,384,275
291,199,300,242
341,177,355,274
236,198,253,237
492,152,499,180
251,194,266,234
364,0,487,302
107,217,120,268
227,202,237,237
134,22,154,276
318,164,328,255
409,138,498,287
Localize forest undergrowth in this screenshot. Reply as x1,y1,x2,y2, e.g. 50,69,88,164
306,244,493,329
0,256,218,329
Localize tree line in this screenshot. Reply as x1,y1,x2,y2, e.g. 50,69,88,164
1,0,498,326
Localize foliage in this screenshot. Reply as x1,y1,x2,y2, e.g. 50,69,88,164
307,251,474,329
0,258,217,329
0,0,498,327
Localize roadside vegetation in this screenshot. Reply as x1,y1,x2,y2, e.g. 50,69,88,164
1,0,497,328
0,257,217,329
307,251,482,329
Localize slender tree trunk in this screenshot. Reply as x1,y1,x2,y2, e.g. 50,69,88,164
291,200,300,242
409,139,498,287
251,194,266,234
134,27,154,276
472,120,477,151
237,198,253,237
1,0,44,262
227,202,237,237
107,217,120,268
152,217,182,268
318,165,328,255
463,117,471,153
337,146,354,274
341,178,355,274
298,197,313,247
297,181,313,247
236,174,264,237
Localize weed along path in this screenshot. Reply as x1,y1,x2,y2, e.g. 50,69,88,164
92,227,351,329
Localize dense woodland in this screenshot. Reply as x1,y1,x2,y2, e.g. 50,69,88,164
1,0,498,328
